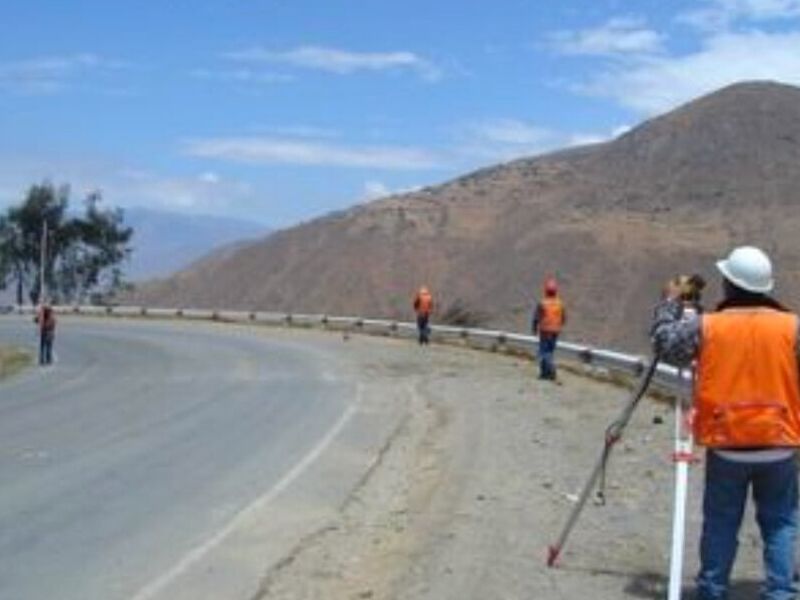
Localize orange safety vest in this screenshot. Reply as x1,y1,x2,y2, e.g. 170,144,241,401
415,291,433,316
539,297,564,334
694,308,800,447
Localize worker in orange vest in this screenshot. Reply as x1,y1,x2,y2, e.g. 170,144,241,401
532,277,566,381
652,246,800,600
413,286,434,345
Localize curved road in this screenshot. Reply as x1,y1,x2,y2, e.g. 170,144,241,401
0,316,368,600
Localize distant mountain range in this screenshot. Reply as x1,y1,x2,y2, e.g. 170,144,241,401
123,208,269,280
129,81,800,351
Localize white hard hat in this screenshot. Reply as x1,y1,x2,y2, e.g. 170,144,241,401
716,246,774,293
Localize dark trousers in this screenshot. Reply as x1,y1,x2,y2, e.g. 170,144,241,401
416,314,430,345
697,452,798,600
39,331,54,365
538,332,558,379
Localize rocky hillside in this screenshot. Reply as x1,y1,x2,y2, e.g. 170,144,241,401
132,81,800,351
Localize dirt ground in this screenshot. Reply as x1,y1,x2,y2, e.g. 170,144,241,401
246,331,768,600
0,344,31,380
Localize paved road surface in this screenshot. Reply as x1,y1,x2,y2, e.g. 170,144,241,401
0,316,369,600
1,315,767,600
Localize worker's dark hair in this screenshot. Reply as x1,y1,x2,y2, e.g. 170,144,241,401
718,278,787,312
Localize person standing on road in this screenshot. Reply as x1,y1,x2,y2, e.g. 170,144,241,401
413,286,434,345
34,302,57,366
652,246,800,600
532,277,566,381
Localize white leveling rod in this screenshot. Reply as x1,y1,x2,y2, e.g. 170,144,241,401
547,356,660,567
668,379,697,600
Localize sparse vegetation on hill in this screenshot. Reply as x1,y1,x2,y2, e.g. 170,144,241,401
130,81,800,351
438,299,490,328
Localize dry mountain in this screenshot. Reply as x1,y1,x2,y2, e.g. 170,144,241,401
133,81,800,351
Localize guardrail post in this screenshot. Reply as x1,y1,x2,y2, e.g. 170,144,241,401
579,349,593,364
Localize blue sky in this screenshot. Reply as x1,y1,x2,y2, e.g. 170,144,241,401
2,0,800,226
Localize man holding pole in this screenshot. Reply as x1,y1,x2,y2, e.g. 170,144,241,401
652,246,800,600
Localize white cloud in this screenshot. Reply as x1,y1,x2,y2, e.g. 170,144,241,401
579,30,800,114
225,45,441,81
266,125,339,138
550,17,665,56
362,180,392,200
361,180,421,200
0,157,258,218
469,119,553,145
562,124,632,148
454,119,557,162
185,136,443,170
116,170,253,211
190,68,293,84
454,118,615,163
680,0,800,30
198,171,220,184
0,53,130,94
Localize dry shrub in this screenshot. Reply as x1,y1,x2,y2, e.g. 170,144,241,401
439,299,490,328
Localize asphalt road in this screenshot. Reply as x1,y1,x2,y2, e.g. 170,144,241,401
0,316,364,600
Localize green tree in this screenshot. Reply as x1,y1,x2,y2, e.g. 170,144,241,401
0,182,133,304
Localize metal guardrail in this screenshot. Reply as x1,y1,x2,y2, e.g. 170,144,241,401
12,304,689,395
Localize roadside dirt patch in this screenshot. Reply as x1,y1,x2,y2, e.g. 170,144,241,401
0,344,32,380
245,333,771,600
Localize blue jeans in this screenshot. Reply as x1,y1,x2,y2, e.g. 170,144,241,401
538,333,558,380
697,451,798,600
39,330,54,365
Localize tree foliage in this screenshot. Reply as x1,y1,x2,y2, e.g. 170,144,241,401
0,183,133,305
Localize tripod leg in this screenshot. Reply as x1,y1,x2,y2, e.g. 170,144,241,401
546,357,660,567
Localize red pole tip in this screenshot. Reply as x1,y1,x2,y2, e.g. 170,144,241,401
547,545,560,567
